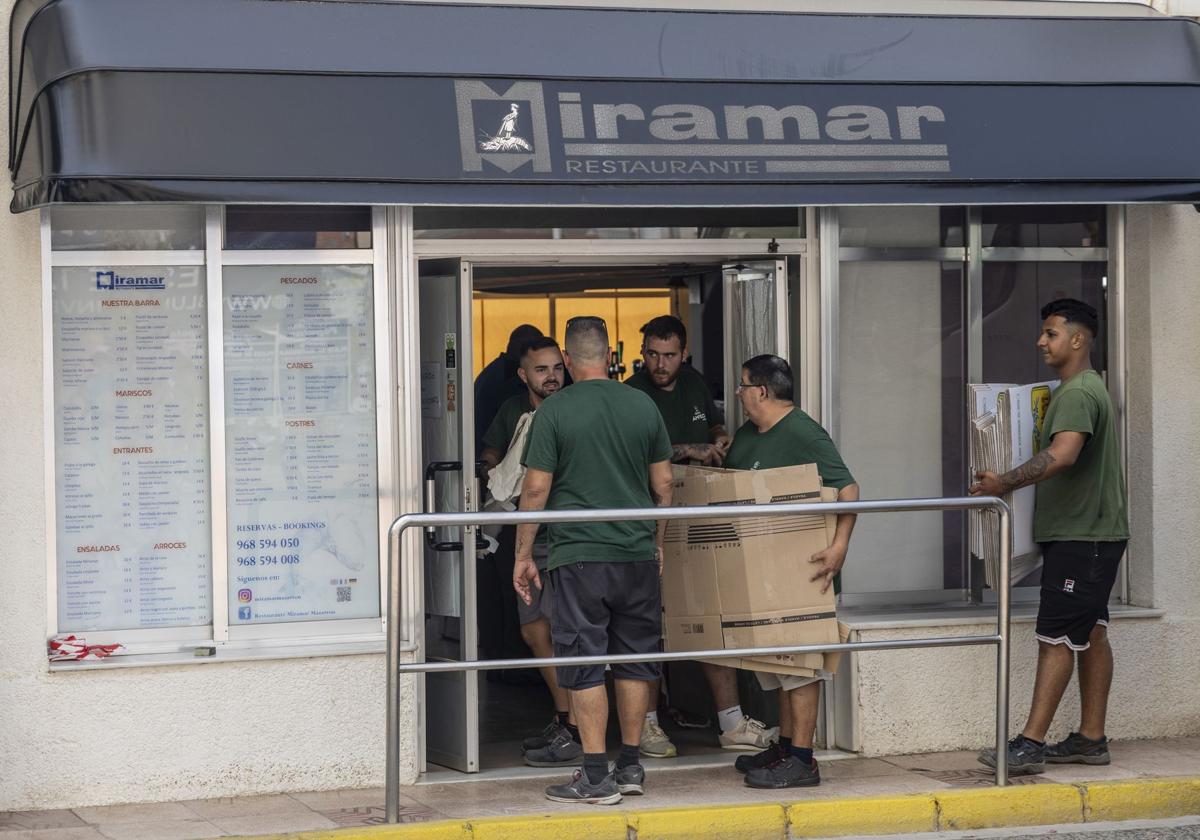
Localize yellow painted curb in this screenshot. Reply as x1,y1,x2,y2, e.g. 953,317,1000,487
1083,778,1200,822
242,775,1200,840
935,784,1083,830
469,811,628,840
789,794,938,837
632,802,785,840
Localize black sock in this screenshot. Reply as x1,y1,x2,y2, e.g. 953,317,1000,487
556,710,570,726
583,753,609,784
788,745,814,763
1023,735,1046,747
616,743,641,769
778,736,792,751
565,722,581,742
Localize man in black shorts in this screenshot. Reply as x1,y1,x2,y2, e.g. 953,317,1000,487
515,315,674,805
972,299,1129,775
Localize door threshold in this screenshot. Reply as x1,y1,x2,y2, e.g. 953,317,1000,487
416,747,857,785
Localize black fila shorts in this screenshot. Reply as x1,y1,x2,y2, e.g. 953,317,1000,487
1035,540,1127,651
548,559,662,690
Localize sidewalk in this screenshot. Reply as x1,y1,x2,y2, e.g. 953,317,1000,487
3,737,1199,839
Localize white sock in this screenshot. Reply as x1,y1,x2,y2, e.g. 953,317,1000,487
718,705,744,733
645,710,659,724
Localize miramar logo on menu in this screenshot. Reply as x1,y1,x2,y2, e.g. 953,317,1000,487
95,270,166,291
455,80,951,178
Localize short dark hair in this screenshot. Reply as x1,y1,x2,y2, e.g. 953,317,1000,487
505,324,544,358
1041,298,1098,337
520,336,561,358
640,315,687,349
743,354,794,402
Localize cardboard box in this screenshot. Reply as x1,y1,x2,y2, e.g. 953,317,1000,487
662,464,844,677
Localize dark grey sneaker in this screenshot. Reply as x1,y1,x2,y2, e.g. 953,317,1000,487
544,769,622,805
734,742,785,774
1046,732,1110,765
614,763,645,795
524,730,583,767
522,719,567,753
978,735,1046,775
744,755,820,789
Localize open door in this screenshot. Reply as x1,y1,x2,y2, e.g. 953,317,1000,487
417,258,480,772
723,260,788,429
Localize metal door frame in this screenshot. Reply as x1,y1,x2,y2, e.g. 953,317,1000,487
399,229,811,775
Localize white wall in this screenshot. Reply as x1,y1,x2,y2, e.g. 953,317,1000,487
0,4,419,807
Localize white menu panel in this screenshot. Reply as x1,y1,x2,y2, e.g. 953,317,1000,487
223,266,380,624
52,266,212,631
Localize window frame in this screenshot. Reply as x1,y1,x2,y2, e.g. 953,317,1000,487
42,206,397,659
821,205,1127,607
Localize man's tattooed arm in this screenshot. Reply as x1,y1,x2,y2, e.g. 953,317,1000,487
997,449,1057,493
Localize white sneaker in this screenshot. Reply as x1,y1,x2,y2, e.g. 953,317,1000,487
719,716,780,751
639,718,678,758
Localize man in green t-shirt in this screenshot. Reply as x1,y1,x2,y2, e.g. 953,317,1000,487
972,299,1129,776
719,354,860,790
627,316,776,757
515,315,674,805
478,336,577,766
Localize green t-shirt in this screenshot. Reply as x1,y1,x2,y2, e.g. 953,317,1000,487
724,408,856,489
625,366,723,446
522,379,673,569
482,392,534,456
1033,370,1129,542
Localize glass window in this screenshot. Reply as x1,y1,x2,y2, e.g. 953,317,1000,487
50,206,205,251
836,260,966,595
52,264,212,631
982,262,1109,383
839,206,964,248
222,265,380,625
981,206,1106,248
414,207,802,239
225,206,372,250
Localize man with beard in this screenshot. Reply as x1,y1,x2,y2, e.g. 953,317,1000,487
479,337,579,766
474,323,544,454
626,316,777,757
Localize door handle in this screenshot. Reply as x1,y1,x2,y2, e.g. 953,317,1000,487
424,461,464,552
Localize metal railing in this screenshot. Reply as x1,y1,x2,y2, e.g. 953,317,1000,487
385,496,1013,822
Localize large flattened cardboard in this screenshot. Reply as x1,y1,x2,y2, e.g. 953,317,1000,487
662,464,842,676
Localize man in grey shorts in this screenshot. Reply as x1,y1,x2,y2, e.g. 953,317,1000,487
515,315,674,805
478,337,576,765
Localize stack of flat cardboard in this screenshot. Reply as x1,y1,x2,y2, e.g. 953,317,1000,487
968,381,1057,588
662,463,849,681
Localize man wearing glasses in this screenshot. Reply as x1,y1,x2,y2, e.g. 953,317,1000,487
514,316,675,805
725,354,859,789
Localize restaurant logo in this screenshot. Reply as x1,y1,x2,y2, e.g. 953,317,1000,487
455,81,552,173
454,80,951,178
95,270,166,290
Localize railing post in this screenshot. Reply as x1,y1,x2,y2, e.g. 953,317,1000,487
385,519,403,823
994,503,1012,787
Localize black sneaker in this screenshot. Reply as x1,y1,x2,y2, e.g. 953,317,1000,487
744,755,820,789
545,769,622,805
614,763,645,795
522,719,567,753
734,742,785,774
524,730,583,767
1046,732,1111,765
977,735,1046,775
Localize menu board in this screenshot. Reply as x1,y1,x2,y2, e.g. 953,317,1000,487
223,266,380,624
52,266,212,631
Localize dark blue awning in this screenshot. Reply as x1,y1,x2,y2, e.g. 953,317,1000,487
9,0,1200,210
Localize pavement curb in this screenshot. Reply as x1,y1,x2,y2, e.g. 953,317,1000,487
248,775,1200,840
